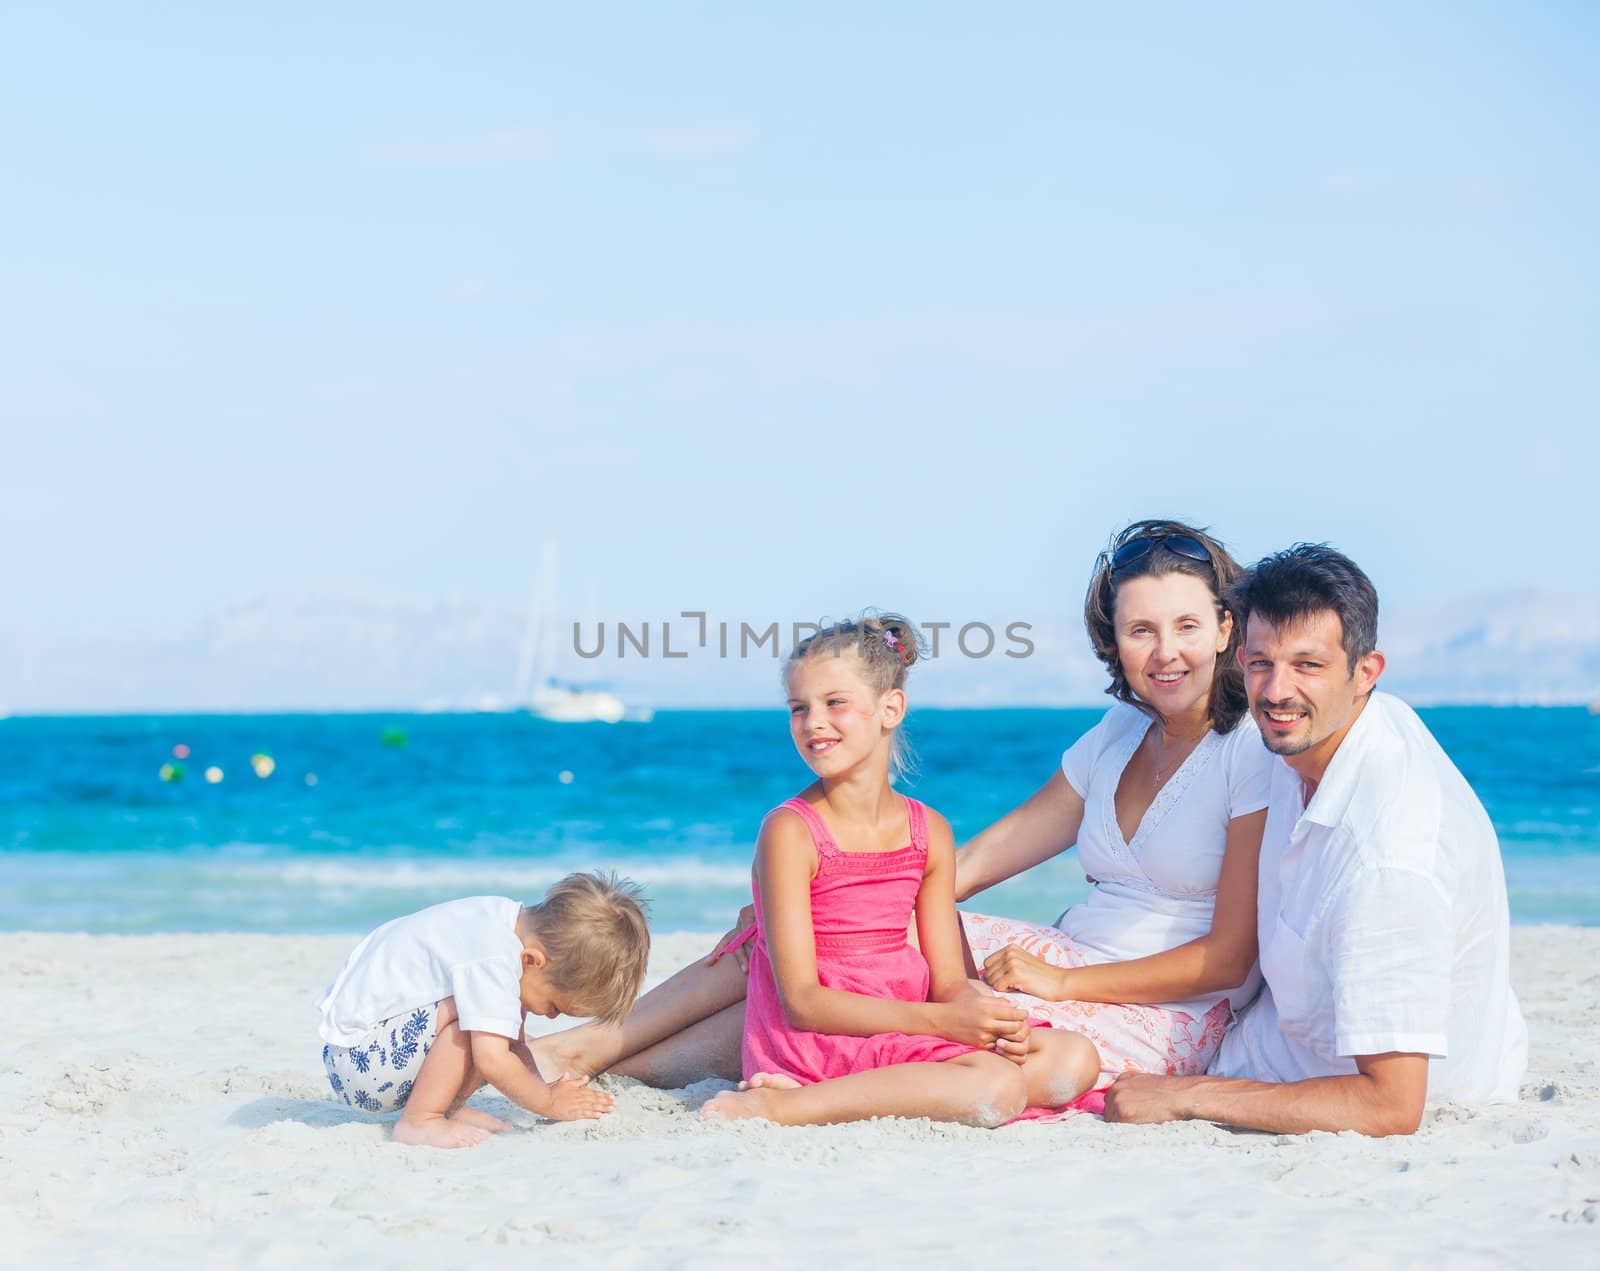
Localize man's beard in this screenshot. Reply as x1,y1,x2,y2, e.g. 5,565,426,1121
1256,700,1317,756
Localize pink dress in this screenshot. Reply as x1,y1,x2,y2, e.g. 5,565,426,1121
740,795,976,1083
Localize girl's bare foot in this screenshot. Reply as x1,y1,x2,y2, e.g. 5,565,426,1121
700,1087,781,1122
449,1106,513,1133
392,1113,493,1149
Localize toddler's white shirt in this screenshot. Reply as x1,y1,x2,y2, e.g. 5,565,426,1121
316,896,525,1046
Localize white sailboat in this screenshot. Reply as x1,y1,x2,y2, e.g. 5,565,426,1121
515,539,650,724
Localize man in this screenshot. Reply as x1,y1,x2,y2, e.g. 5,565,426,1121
1103,544,1527,1136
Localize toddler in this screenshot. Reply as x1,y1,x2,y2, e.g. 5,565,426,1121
317,871,649,1148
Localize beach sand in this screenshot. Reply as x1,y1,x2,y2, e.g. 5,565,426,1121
3,930,1597,1269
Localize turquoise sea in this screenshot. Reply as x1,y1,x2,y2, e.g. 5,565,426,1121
3,708,1597,935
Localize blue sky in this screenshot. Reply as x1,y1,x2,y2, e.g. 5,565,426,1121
5,3,1597,656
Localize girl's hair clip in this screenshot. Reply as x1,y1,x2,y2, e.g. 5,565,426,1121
881,628,912,665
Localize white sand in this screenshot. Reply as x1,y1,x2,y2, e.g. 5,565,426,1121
3,929,1597,1269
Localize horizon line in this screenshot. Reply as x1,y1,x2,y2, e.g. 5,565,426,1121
3,699,1595,721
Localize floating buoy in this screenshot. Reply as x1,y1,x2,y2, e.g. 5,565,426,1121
250,752,275,779
379,726,408,748
172,743,190,759
159,762,184,782
305,772,319,787
558,770,574,785
204,766,224,784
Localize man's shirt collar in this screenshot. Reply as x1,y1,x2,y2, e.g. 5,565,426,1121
1298,691,1386,829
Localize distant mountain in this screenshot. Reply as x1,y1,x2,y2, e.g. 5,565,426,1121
1,585,1595,713
1379,589,1600,706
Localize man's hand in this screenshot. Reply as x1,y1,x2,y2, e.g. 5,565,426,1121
706,904,757,971
542,1074,615,1121
1101,1072,1198,1125
981,943,1070,1000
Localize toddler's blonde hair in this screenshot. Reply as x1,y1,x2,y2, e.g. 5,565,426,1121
526,871,650,1023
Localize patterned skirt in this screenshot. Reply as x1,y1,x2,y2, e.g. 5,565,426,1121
960,912,1232,1081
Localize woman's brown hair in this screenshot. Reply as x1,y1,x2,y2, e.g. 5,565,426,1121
1082,519,1247,733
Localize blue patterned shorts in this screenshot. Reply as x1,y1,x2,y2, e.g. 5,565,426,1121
322,1001,441,1113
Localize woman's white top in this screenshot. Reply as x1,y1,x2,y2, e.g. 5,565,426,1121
316,896,526,1046
1056,703,1275,1020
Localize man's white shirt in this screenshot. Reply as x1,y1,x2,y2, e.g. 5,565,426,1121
1213,692,1527,1101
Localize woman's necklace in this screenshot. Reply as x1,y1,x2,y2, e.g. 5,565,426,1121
1152,724,1207,791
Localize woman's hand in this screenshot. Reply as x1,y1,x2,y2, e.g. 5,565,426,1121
982,944,1071,1000
706,904,756,971
932,986,1032,1051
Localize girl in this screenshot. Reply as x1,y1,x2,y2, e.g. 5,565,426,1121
700,614,1098,1126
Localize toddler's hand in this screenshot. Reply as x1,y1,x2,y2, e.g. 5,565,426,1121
543,1074,614,1121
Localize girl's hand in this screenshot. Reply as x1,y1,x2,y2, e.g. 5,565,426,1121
706,904,757,971
935,988,1031,1051
542,1074,614,1121
982,944,1070,1001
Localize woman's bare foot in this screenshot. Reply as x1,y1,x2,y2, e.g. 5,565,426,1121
700,1086,784,1122
392,1113,493,1149
449,1106,513,1133
525,1032,596,1083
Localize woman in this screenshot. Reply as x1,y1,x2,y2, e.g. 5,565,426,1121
529,520,1272,1090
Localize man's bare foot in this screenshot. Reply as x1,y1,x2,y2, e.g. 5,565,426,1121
741,1071,801,1091
525,1033,596,1083
700,1087,782,1122
392,1113,492,1149
449,1106,513,1133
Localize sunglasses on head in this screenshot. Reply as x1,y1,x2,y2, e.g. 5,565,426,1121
1110,532,1212,577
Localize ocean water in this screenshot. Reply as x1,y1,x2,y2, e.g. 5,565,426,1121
2,707,1597,935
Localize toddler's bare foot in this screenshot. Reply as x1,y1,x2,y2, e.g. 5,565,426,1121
392,1113,492,1149
700,1087,781,1123
525,1033,595,1083
449,1107,512,1133
742,1072,801,1091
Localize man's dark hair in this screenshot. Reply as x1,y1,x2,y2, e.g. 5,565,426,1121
1227,543,1379,673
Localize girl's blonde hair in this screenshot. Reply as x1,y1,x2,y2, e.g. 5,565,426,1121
784,611,922,781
